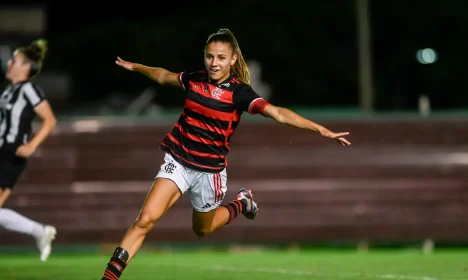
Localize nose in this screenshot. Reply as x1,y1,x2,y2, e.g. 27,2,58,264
210,57,218,67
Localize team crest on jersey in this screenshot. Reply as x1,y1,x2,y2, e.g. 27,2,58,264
211,87,224,100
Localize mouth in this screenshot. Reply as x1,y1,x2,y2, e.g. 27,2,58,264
209,68,220,75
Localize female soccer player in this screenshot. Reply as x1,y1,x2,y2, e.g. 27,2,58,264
101,28,351,280
0,39,57,262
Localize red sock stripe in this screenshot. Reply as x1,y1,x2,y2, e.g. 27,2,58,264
110,261,125,272
102,257,127,280
104,270,118,280
228,204,235,217
234,200,243,214
226,204,235,223
225,199,244,224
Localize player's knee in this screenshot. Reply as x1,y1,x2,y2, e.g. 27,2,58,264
134,211,162,232
192,229,207,238
192,225,211,238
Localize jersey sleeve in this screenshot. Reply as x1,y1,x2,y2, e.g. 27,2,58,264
233,85,270,115
177,71,189,90
178,70,199,91
23,83,46,108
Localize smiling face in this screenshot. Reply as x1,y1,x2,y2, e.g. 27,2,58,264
204,41,237,84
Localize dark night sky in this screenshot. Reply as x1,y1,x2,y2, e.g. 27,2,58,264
4,0,468,111
4,1,196,31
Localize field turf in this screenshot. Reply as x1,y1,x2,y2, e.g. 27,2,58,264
1,249,467,280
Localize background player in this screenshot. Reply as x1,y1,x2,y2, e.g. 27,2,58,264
0,39,57,262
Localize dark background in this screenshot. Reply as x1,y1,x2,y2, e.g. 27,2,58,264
2,0,468,255
3,0,467,114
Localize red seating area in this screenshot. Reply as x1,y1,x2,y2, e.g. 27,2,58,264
2,119,468,245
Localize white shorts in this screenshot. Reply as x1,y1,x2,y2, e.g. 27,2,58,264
155,153,227,212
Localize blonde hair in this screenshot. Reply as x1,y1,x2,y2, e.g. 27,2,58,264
17,38,48,78
205,28,250,84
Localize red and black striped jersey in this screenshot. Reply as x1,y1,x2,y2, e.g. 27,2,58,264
160,70,269,173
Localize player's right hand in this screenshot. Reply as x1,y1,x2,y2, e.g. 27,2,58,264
116,57,136,71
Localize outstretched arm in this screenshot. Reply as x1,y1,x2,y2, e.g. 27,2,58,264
262,104,351,146
115,57,181,87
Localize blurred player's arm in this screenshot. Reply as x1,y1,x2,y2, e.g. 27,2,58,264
16,100,57,158
262,104,351,146
30,101,57,148
115,57,180,87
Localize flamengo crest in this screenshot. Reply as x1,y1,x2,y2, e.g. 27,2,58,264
211,87,224,100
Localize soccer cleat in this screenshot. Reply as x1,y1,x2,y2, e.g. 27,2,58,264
237,188,259,219
37,225,57,262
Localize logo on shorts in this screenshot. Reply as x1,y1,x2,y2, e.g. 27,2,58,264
164,163,176,174
202,203,212,209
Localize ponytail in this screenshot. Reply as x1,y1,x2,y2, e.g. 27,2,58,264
206,28,251,84
231,44,250,84
16,38,48,78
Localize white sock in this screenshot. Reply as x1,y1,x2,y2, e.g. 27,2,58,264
0,208,45,240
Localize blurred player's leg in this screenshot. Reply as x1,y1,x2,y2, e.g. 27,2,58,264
37,225,57,262
0,208,45,238
1,183,57,262
0,208,56,261
192,188,258,237
0,188,11,207
100,178,182,280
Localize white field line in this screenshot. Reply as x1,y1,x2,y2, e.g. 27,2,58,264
178,264,464,280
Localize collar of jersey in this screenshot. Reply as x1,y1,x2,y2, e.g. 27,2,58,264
207,73,234,86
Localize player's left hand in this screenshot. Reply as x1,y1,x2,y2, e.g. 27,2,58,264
319,128,351,146
16,143,37,158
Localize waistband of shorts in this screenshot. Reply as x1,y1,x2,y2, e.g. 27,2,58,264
0,145,26,164
162,150,225,174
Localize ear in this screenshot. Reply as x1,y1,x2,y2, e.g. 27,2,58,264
230,54,237,66
20,61,31,73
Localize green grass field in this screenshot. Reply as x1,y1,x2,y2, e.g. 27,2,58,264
1,249,467,280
